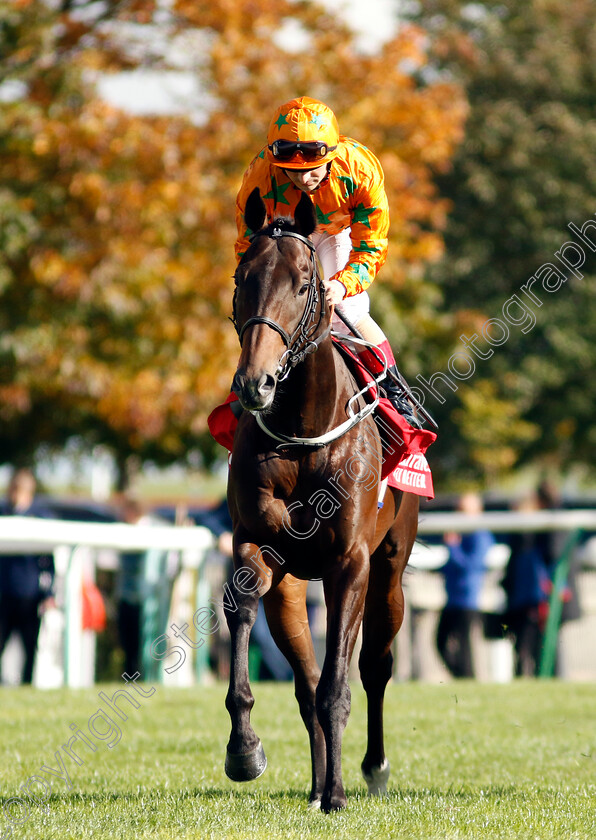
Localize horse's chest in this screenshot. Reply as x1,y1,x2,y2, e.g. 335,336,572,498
236,460,358,556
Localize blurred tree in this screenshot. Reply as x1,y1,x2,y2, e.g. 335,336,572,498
403,0,596,483
0,0,465,484
0,0,235,482
453,379,539,486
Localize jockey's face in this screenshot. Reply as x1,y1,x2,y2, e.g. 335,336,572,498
282,163,328,193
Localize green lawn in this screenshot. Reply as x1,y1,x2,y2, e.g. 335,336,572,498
0,681,594,839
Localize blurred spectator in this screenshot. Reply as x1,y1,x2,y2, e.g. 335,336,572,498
535,481,568,569
250,600,293,682
115,496,148,677
502,492,551,676
196,497,234,558
194,497,234,679
0,468,55,685
436,492,494,679
503,482,581,677
537,481,582,677
115,498,181,682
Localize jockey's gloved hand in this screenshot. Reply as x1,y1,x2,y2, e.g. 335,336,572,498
324,278,347,305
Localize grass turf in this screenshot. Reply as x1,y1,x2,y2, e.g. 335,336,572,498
0,680,594,839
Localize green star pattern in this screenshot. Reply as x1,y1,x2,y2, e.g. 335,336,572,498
348,262,371,283
352,202,376,228
263,177,291,206
308,115,327,130
354,240,379,254
316,206,335,225
338,175,356,197
274,113,289,130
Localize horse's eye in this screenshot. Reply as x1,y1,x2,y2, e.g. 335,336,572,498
298,283,310,296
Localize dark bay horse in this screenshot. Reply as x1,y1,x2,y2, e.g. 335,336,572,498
225,187,419,812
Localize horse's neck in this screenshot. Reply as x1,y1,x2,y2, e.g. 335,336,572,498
279,339,346,438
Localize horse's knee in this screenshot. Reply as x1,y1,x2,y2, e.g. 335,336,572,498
295,679,317,720
359,649,393,694
225,599,259,632
316,677,351,729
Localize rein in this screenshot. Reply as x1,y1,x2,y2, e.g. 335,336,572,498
232,225,329,382
254,333,385,449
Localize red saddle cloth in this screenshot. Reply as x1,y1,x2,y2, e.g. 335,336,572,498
207,341,436,498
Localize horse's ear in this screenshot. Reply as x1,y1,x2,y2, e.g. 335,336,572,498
245,187,266,234
294,192,317,238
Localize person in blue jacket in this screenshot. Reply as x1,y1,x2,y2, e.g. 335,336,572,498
436,492,494,678
0,468,55,685
501,483,576,677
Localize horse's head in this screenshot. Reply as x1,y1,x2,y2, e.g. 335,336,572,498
231,188,327,412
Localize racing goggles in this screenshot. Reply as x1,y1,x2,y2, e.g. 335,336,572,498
268,140,337,162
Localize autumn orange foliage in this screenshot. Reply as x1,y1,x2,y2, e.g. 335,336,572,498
0,0,466,470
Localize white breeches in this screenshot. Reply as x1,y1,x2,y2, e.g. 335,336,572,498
311,229,370,336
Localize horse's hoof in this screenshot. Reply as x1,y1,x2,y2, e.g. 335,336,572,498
321,791,347,813
225,740,267,782
362,758,390,796
307,797,321,810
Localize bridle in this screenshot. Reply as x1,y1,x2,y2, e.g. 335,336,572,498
231,224,330,382
230,222,382,449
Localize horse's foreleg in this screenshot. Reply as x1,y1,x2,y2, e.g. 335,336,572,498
318,555,369,812
224,541,274,782
358,554,403,795
359,491,418,796
263,576,325,807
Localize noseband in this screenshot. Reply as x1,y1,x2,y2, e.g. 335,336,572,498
231,225,329,381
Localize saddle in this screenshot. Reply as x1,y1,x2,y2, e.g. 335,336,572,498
207,340,436,498
330,339,435,497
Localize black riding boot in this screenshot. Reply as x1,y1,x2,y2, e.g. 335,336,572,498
381,365,423,429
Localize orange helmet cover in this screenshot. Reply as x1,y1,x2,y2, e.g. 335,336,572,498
266,97,340,170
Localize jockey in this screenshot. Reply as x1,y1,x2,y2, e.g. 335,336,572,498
235,96,420,427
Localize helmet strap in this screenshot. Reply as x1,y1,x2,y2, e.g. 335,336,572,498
312,162,332,191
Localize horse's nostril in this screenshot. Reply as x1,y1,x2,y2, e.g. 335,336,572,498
231,372,244,394
258,374,276,395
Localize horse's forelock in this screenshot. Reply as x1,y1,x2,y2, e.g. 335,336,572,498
245,218,301,257
271,216,296,233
